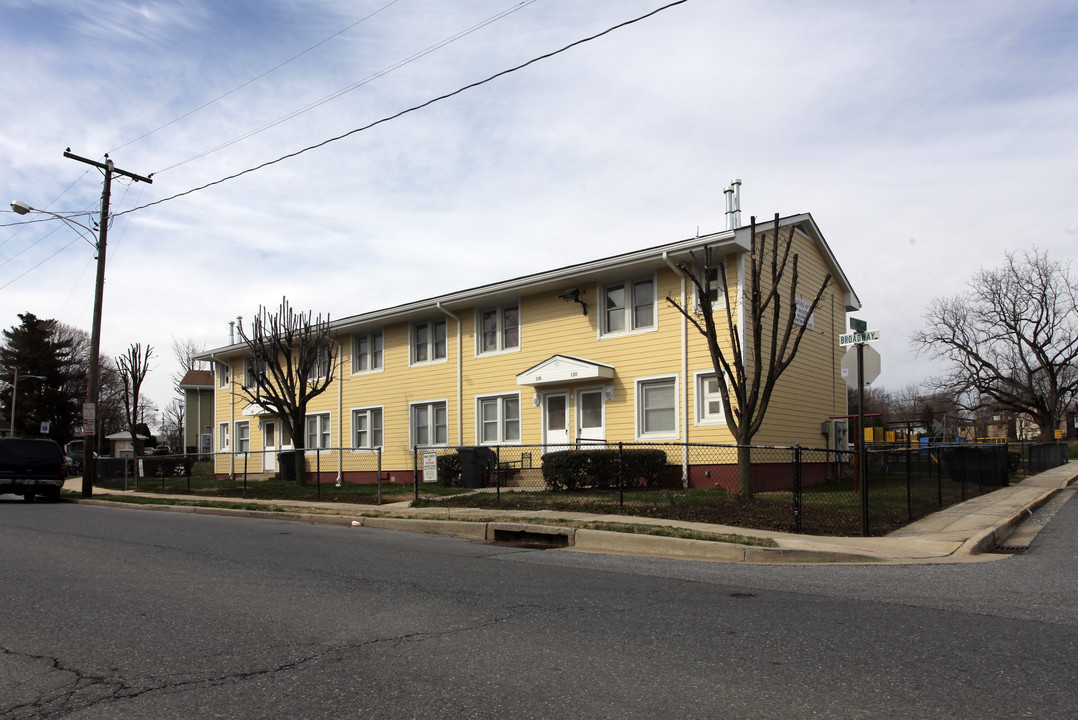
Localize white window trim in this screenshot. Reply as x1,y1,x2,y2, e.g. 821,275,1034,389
635,374,680,440
217,362,231,388
351,330,384,375
693,370,726,426
410,398,450,447
307,345,333,381
234,420,251,454
598,273,659,338
475,303,522,357
350,405,384,450
475,391,523,445
410,318,449,366
304,411,332,453
218,422,230,452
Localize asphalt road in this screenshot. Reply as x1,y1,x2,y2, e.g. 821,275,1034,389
1,495,1076,719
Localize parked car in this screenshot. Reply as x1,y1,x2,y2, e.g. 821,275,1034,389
65,450,84,474
0,437,66,502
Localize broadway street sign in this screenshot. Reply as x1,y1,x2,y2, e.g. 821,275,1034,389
839,330,880,346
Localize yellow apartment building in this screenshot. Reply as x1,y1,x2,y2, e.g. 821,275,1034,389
199,212,860,485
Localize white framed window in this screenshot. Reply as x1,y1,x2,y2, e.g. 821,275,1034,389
243,356,268,389
235,421,251,453
477,394,521,444
602,276,655,335
352,331,383,374
308,345,332,380
637,376,679,439
477,304,520,355
693,263,728,311
352,407,383,449
695,372,725,425
305,412,331,449
218,422,230,452
411,400,448,447
794,297,815,330
412,319,447,364
217,362,231,388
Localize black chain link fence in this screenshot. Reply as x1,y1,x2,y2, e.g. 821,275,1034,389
85,440,1068,536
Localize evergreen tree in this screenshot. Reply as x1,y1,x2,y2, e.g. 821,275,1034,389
0,313,81,445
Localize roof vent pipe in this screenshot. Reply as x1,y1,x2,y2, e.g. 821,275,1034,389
229,321,235,345
725,178,742,230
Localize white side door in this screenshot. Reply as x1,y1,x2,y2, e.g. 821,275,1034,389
543,393,570,450
577,388,605,444
263,421,277,472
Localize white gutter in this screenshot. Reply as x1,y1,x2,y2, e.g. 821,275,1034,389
662,252,690,488
436,302,463,446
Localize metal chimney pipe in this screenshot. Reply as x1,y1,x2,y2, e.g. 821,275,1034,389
229,321,235,345
724,185,735,230
730,178,742,230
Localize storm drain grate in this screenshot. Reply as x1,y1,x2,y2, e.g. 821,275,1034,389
987,545,1028,555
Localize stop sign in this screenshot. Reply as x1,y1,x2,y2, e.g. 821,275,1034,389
841,345,881,387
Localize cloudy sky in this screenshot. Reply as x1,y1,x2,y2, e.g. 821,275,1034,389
2,0,1076,425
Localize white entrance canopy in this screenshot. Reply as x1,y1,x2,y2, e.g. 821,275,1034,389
241,402,280,417
516,355,615,386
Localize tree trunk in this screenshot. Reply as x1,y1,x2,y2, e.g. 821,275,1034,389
294,449,306,487
737,444,753,500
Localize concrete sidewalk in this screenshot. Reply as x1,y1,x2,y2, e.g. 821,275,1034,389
64,461,1078,565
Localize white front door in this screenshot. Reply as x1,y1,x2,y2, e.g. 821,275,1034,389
577,389,605,444
543,393,570,449
263,421,277,472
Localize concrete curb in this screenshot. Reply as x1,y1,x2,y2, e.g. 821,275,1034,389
955,488,1060,555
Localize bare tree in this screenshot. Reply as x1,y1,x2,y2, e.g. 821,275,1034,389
668,214,831,500
914,248,1078,440
116,343,155,460
235,298,336,485
161,398,185,451
171,336,208,397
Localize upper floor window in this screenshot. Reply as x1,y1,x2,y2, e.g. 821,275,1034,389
243,355,268,389
478,394,521,444
352,331,383,374
412,319,447,364
352,407,383,449
602,277,655,335
217,363,230,388
307,345,332,380
478,304,520,355
693,263,728,312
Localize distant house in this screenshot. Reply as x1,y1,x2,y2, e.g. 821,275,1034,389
198,210,862,487
179,369,214,457
106,431,149,458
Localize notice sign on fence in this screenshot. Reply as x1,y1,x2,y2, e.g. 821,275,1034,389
422,452,439,484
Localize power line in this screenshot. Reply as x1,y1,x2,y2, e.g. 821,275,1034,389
109,0,404,155
118,0,689,218
153,0,540,175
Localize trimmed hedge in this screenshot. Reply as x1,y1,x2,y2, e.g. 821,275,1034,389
541,448,668,491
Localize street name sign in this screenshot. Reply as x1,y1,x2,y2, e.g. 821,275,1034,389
839,329,880,346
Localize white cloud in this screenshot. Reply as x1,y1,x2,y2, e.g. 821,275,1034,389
2,0,1077,427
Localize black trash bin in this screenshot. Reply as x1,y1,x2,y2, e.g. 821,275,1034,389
457,446,493,488
278,450,296,482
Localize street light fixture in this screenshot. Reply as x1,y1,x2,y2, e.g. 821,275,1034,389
9,369,47,436
10,201,98,248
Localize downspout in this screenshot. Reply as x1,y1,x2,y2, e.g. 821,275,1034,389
336,340,343,485
436,302,463,446
662,252,690,488
207,352,233,479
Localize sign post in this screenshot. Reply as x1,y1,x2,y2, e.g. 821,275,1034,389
841,319,882,536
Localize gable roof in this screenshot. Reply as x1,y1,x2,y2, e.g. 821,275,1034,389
178,370,214,390
198,213,859,359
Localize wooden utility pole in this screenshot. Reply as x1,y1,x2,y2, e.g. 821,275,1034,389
63,150,152,497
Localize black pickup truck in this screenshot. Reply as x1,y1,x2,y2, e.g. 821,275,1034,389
0,437,66,502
